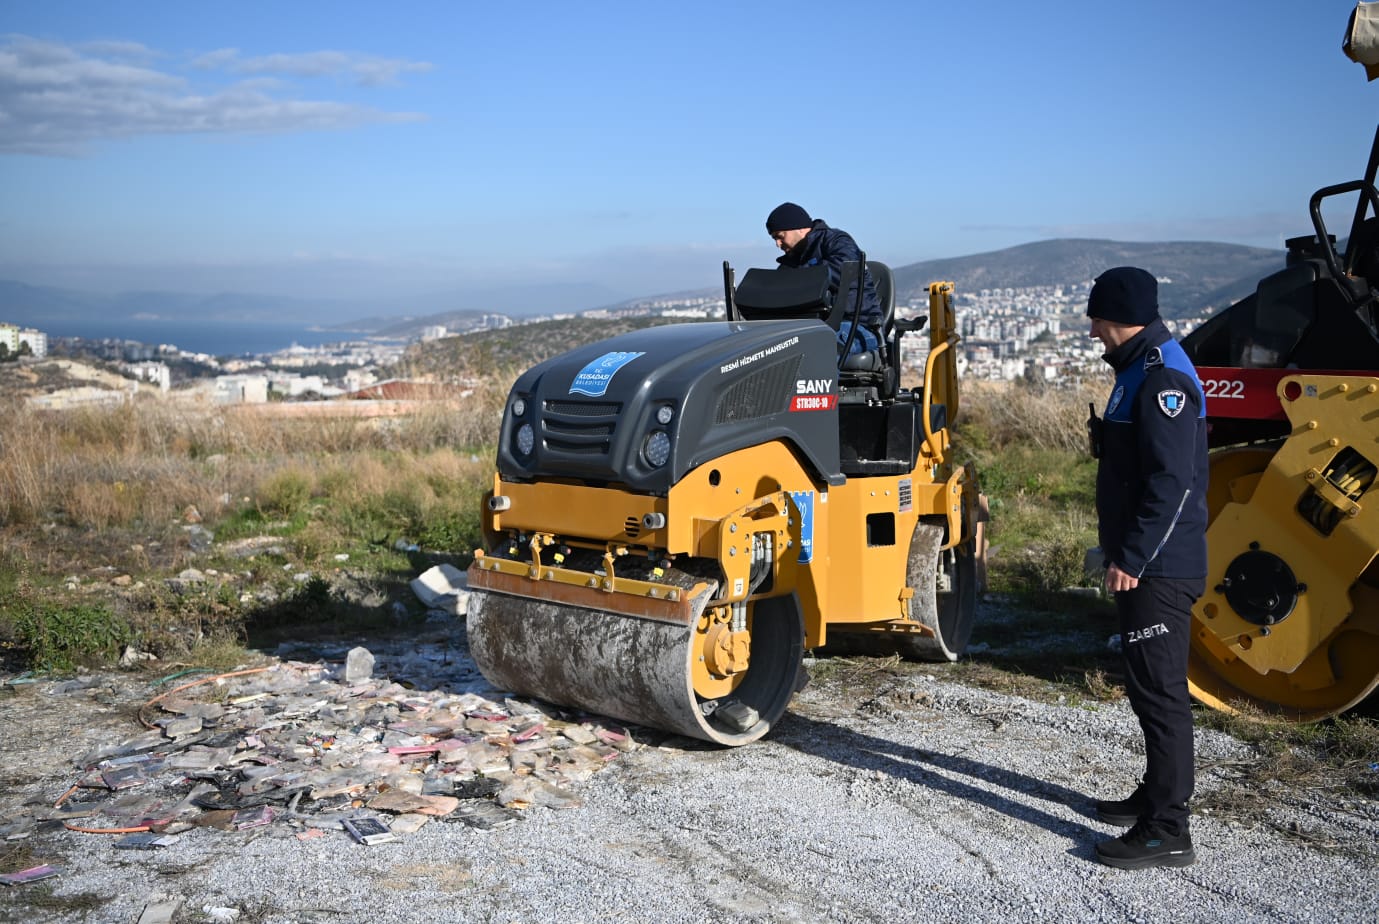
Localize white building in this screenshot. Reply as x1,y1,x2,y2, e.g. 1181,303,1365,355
269,373,326,397
19,328,46,357
0,323,49,357
127,361,171,392
343,368,379,392
214,374,270,404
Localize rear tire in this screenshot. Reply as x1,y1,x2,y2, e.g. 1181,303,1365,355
898,521,978,662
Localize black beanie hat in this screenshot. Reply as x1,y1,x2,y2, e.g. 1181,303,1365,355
1087,266,1159,326
766,202,812,234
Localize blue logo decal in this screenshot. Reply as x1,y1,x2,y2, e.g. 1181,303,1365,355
790,490,815,564
1157,389,1186,418
570,351,645,397
1107,385,1125,416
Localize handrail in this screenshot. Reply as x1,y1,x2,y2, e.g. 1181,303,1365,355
921,336,955,461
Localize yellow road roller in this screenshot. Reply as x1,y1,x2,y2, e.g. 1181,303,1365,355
1180,126,1379,719
466,260,983,744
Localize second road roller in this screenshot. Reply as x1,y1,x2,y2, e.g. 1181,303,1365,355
1179,125,1379,721
466,259,983,745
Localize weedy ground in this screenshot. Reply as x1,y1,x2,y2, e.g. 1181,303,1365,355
0,376,1374,850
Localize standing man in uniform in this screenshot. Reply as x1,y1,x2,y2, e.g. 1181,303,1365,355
1085,266,1208,870
765,202,883,355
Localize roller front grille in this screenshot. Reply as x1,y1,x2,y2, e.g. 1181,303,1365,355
715,356,800,424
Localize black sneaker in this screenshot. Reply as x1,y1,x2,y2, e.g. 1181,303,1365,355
1095,821,1195,870
1095,786,1147,826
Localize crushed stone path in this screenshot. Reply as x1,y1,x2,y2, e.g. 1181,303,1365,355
0,621,1375,923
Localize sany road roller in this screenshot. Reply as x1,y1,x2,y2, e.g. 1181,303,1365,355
466,260,983,744
1180,125,1379,720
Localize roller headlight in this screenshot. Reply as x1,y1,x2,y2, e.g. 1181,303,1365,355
656,404,674,425
515,422,535,457
643,430,671,468
512,397,527,417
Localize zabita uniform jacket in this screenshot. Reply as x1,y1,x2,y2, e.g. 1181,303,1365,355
1093,318,1209,580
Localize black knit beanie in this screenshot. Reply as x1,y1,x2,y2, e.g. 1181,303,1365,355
766,202,812,234
1087,266,1160,326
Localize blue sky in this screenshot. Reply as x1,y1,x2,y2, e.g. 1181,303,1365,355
1,1,1375,310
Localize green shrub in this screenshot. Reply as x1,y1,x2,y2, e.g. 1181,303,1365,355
958,382,1101,596
256,469,315,518
10,599,131,671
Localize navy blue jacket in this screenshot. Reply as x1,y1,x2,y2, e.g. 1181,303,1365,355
776,220,883,330
1095,319,1209,580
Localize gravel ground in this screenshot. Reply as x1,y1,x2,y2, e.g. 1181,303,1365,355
1,602,1376,924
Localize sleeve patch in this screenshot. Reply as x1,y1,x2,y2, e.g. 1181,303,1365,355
1156,389,1187,417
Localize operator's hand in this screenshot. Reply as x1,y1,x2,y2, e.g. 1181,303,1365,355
1105,562,1139,593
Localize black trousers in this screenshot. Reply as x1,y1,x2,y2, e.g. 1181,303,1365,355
1114,576,1203,835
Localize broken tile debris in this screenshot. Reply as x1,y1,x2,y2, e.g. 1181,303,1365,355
0,865,63,886
0,642,641,855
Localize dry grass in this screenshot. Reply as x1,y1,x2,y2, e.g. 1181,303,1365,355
961,379,1105,455
0,388,508,670
956,381,1103,594
0,392,504,532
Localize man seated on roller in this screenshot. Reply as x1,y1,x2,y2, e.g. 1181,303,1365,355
765,202,883,356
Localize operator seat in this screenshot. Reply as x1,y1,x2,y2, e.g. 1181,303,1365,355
837,261,897,403
725,259,900,402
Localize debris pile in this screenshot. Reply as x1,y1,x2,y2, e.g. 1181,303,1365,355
2,647,640,861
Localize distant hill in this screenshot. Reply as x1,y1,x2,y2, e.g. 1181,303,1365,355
398,316,681,381
889,239,1283,318
0,237,1292,334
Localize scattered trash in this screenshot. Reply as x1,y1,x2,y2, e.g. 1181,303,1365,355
232,806,274,830
0,865,62,886
137,897,183,924
343,816,397,845
202,906,241,923
45,677,103,695
115,832,181,850
450,801,520,831
7,640,638,853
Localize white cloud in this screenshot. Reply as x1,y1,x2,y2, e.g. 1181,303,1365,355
0,35,431,156
192,47,433,86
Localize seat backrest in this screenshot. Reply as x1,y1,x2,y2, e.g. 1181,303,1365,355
730,265,832,321
822,261,894,334
870,261,896,336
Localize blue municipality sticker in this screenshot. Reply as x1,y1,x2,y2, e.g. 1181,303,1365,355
790,490,815,564
569,351,646,397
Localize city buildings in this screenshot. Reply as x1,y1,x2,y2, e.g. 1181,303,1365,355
0,322,47,358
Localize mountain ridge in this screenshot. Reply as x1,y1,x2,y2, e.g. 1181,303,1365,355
0,238,1288,334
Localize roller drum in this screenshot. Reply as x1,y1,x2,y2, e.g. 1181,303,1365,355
467,588,804,746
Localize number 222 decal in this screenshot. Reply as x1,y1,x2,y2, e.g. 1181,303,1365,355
1202,378,1245,399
